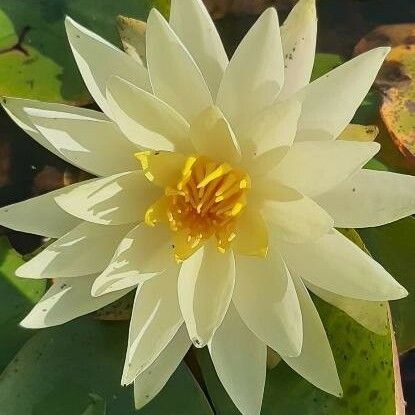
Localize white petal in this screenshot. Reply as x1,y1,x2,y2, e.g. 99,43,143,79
315,169,415,228
1,97,106,161
262,185,334,244
233,248,303,356
306,282,388,335
281,274,342,397
92,224,172,296
278,0,317,100
216,8,284,133
239,97,301,160
54,171,160,225
268,141,380,197
65,16,150,116
20,275,131,328
209,304,266,415
16,222,132,279
189,106,240,163
27,111,138,177
178,242,235,347
106,76,191,152
122,268,183,385
295,47,390,141
146,9,212,121
280,229,407,301
169,0,228,98
134,325,191,410
0,185,81,238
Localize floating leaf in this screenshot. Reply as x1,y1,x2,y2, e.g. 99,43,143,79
311,53,344,82
0,0,168,104
0,318,213,415
0,236,45,371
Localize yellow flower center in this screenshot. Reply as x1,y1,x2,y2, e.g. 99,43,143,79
142,155,250,261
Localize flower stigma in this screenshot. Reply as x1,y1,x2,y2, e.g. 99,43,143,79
136,152,251,262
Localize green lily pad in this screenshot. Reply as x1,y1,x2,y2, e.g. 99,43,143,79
0,236,45,372
359,217,415,353
0,317,213,415
196,300,395,415
0,0,168,104
311,53,344,82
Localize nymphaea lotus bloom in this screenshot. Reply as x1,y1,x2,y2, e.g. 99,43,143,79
1,0,413,413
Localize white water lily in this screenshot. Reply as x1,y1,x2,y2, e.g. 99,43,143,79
0,0,413,413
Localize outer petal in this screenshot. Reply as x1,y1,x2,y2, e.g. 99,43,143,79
268,141,380,197
178,242,235,347
315,169,415,228
134,325,191,410
20,275,131,328
106,76,191,153
306,282,388,335
16,222,132,279
27,111,138,177
261,184,334,244
0,186,81,238
146,9,212,122
1,97,106,160
278,0,317,100
233,247,303,356
65,17,150,116
216,8,284,132
295,47,390,141
122,268,183,385
189,106,240,163
169,0,228,98
92,224,172,296
209,304,267,415
281,274,342,397
54,171,160,225
280,229,407,301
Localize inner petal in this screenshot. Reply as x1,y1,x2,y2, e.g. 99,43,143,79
140,154,250,261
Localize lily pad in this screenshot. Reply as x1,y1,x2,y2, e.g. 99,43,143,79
0,0,168,104
359,217,415,353
0,236,45,371
0,317,214,415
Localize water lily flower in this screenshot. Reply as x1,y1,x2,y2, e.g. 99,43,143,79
0,0,413,414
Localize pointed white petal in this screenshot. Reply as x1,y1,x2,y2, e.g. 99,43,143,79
295,47,390,141
170,0,228,98
306,282,388,335
269,141,380,197
92,224,172,296
122,268,183,385
0,185,81,238
315,169,415,228
178,242,235,347
16,222,132,279
65,16,150,116
27,111,138,177
106,76,191,153
20,275,131,328
280,229,407,301
282,275,342,397
209,304,266,415
262,185,333,244
134,325,191,409
146,9,212,121
1,97,107,161
233,248,303,356
54,171,160,225
189,106,240,163
216,8,284,132
239,97,301,160
278,0,317,100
